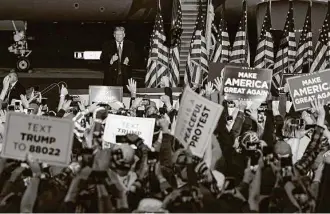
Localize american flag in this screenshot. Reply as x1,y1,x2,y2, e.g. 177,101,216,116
254,1,274,69
229,0,250,66
168,0,182,87
292,3,313,73
145,1,169,88
272,0,296,89
184,2,208,87
310,2,330,73
211,4,230,63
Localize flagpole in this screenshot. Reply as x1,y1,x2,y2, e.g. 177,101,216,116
206,0,214,58
308,0,312,73
156,0,160,88
168,48,173,86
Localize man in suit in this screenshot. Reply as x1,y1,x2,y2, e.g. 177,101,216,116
0,72,26,105
100,27,135,88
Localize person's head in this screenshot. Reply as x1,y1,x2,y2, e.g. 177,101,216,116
146,105,158,117
235,130,260,152
114,26,125,43
133,198,168,213
274,140,292,157
172,149,193,181
110,143,135,176
7,72,18,84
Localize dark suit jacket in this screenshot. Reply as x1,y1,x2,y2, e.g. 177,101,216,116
8,81,26,104
100,40,135,87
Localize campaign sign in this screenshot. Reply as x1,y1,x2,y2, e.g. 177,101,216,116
103,114,155,149
280,73,301,87
89,86,123,105
222,66,272,101
287,69,330,111
1,112,74,166
208,62,249,82
175,87,223,158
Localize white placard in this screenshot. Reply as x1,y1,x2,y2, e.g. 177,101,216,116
175,87,223,158
1,112,74,166
103,114,155,148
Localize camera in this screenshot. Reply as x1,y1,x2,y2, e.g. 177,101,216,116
262,146,274,166
136,106,145,118
159,107,166,115
14,101,21,111
279,156,293,180
291,118,305,129
224,177,236,191
41,98,48,106
245,141,261,169
7,105,15,111
226,101,236,108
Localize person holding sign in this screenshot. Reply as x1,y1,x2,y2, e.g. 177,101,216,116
100,27,135,89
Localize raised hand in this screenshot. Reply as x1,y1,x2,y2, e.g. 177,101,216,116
110,54,118,64
20,94,30,109
0,110,7,123
160,95,171,107
245,109,258,122
60,84,68,97
204,82,215,97
123,57,129,65
311,99,325,118
61,100,72,112
238,100,247,112
214,77,223,92
26,153,42,176
131,97,143,109
311,99,325,126
126,78,137,94
87,102,99,113
77,101,86,111
158,117,170,133
160,76,170,88
2,75,10,90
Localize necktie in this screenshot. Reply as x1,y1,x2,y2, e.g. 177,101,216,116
4,84,12,103
117,43,122,78
118,43,122,62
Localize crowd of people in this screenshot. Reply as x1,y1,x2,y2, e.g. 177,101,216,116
0,71,328,213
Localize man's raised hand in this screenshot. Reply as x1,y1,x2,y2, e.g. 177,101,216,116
60,84,68,97
110,53,118,65
123,57,129,65
126,78,136,94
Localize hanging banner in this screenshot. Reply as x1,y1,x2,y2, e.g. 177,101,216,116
222,66,272,101
287,69,330,111
1,112,74,166
175,87,223,158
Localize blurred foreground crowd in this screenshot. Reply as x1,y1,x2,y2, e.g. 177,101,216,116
0,72,328,213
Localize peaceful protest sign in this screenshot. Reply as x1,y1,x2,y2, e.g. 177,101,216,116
175,86,223,158
287,69,330,111
89,86,123,105
103,114,155,149
222,66,272,101
1,112,74,166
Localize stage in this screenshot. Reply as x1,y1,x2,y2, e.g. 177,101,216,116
0,67,146,88
0,67,146,110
